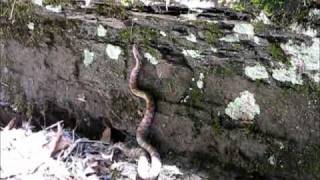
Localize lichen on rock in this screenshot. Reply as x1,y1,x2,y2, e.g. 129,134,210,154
272,67,303,85
144,52,158,65
182,49,202,59
83,49,95,67
279,38,320,83
245,64,269,81
106,44,122,60
97,24,107,37
225,91,260,121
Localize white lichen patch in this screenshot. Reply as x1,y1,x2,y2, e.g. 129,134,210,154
268,155,276,166
27,22,34,31
175,0,216,9
218,0,239,8
233,23,255,36
245,64,269,81
252,11,271,25
196,73,204,89
97,24,107,37
309,8,320,17
253,36,263,45
81,0,92,8
32,0,43,6
120,0,132,7
211,47,218,53
160,31,167,37
225,91,260,121
159,165,184,179
220,34,240,42
220,23,262,44
179,13,198,21
144,53,158,65
181,95,190,103
83,49,95,67
279,38,320,83
45,5,62,13
106,44,122,60
186,33,197,42
272,68,303,85
289,23,317,37
139,0,153,6
182,49,202,59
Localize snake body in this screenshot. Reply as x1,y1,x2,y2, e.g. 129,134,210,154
129,45,162,179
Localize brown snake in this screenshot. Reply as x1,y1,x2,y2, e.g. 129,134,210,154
129,44,162,179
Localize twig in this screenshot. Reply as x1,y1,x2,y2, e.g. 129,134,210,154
0,81,9,87
61,139,110,160
9,0,17,21
43,120,64,130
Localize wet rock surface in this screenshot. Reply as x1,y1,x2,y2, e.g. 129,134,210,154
0,0,319,179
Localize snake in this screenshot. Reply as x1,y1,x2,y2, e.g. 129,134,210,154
129,44,162,179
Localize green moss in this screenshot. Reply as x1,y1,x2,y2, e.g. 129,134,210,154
212,116,221,135
293,83,320,98
244,123,256,135
253,21,267,33
144,46,159,59
0,0,79,46
13,94,27,113
214,66,235,78
118,26,160,46
250,0,285,16
189,88,204,107
267,43,290,65
192,21,222,44
304,145,320,179
26,102,35,120
44,0,67,5
0,1,36,41
95,2,127,19
239,0,311,26
205,23,223,44
232,2,246,12
118,28,132,43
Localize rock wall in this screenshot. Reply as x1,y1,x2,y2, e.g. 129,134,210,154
0,0,319,179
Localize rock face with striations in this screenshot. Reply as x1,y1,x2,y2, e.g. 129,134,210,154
0,0,319,179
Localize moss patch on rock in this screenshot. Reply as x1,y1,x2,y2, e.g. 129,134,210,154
267,42,290,65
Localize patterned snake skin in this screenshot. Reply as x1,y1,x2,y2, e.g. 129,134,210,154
129,44,162,179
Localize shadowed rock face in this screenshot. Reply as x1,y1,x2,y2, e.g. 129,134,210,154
0,0,319,179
